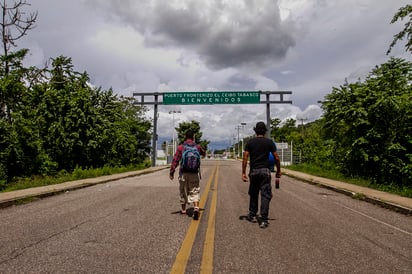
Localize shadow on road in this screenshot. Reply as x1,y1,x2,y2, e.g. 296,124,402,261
171,207,204,218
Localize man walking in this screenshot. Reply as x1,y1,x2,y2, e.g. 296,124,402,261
170,130,206,220
242,122,281,228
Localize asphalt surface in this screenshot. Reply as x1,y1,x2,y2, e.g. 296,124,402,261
0,160,411,273
1,163,411,215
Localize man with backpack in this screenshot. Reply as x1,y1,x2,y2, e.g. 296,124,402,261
242,122,281,228
170,130,206,220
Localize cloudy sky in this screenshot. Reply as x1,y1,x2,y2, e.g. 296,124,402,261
20,0,411,149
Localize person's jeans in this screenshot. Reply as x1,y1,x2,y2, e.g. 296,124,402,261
248,168,272,221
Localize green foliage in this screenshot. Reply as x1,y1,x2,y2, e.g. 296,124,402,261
271,118,297,142
0,49,29,121
2,162,151,192
269,117,336,171
387,4,412,55
266,58,411,192
0,54,152,189
322,57,412,186
176,120,210,150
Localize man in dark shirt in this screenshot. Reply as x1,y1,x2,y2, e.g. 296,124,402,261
242,122,281,228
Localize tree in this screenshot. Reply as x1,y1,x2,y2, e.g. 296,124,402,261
387,4,412,55
0,0,37,70
32,56,152,171
270,118,296,142
0,54,152,184
270,118,282,139
0,0,37,120
0,48,27,121
175,120,209,151
322,57,412,186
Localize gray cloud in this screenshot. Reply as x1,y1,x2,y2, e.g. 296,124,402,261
21,0,411,149
86,0,296,70
223,73,257,90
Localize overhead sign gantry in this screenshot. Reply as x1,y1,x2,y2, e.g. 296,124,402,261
133,91,292,166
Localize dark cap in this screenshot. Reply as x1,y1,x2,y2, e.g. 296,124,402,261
253,121,267,132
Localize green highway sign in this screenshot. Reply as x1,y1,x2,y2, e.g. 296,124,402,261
163,91,260,105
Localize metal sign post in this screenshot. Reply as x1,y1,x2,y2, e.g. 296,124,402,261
134,90,292,167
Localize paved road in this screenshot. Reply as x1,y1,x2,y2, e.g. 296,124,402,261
1,159,411,273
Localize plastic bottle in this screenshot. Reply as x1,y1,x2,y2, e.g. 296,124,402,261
275,177,280,189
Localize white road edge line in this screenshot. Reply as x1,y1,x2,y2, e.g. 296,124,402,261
339,204,412,236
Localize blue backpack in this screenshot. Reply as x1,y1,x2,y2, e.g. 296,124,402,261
181,143,201,172
268,142,277,172
269,152,275,172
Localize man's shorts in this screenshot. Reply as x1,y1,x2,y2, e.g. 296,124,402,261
179,172,200,204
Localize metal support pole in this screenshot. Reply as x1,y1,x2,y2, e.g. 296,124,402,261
233,134,236,159
266,93,271,138
169,110,181,154
240,122,246,157
235,123,246,158
151,94,159,167
237,126,240,158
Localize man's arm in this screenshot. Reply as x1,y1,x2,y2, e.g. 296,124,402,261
242,151,249,182
197,145,206,156
272,151,281,178
170,146,182,180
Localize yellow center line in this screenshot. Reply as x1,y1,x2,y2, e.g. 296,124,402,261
200,162,219,274
170,163,218,274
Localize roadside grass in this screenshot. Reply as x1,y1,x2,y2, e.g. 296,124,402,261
1,160,152,193
286,163,412,198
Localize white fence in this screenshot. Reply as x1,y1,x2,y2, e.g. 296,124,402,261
156,142,301,166
276,142,300,166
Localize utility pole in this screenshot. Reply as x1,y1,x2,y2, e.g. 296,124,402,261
235,122,246,158
233,134,236,159
169,110,181,154
298,117,307,135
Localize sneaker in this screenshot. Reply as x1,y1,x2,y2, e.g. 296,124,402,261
180,210,187,215
259,221,269,229
246,214,257,223
193,208,199,220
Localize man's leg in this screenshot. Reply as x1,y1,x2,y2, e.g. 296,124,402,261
248,177,260,220
259,174,272,227
179,176,188,214
187,173,201,220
